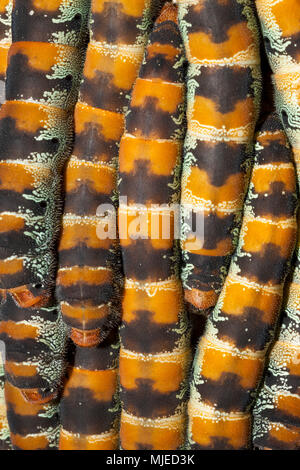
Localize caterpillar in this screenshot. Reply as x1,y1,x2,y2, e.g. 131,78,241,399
0,0,90,449
177,0,262,316
252,0,300,450
187,111,298,449
0,0,12,451
4,380,60,450
118,2,191,450
57,0,163,450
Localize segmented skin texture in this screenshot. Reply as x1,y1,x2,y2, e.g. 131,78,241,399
57,0,163,450
0,0,12,451
4,380,60,450
252,0,300,449
118,3,191,450
0,0,90,449
59,334,120,450
177,0,262,316
188,112,298,450
0,295,63,449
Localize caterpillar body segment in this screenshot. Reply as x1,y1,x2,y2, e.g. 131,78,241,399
118,2,191,450
6,41,84,110
177,0,262,314
255,0,300,163
56,0,164,346
58,335,121,450
253,0,300,449
4,380,60,450
59,335,120,450
188,113,298,449
0,0,90,433
0,291,66,395
11,0,89,47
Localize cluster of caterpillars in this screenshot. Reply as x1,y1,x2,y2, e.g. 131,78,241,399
0,0,299,451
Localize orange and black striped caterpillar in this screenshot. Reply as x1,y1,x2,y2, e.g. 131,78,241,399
187,111,297,449
177,0,262,317
0,0,12,451
0,0,299,452
252,0,300,450
118,2,191,450
57,0,164,450
0,0,90,449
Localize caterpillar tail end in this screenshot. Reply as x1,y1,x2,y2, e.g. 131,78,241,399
157,1,178,24
21,388,58,405
6,285,49,309
184,288,217,313
70,327,101,348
